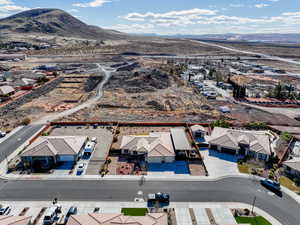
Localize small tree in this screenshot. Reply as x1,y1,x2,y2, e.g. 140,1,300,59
211,120,230,129
20,118,31,126
280,132,292,143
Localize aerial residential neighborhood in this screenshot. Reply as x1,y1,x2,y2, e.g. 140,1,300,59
0,1,300,225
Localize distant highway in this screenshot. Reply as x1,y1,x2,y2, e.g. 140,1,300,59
195,40,300,65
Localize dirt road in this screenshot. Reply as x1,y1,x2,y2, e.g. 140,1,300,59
33,64,114,124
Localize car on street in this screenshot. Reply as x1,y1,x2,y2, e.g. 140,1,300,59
148,192,170,203
260,178,281,192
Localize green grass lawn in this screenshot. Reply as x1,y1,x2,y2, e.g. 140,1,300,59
121,208,148,216
235,216,272,225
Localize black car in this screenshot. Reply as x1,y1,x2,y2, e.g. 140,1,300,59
148,192,170,203
64,207,77,224
260,179,281,192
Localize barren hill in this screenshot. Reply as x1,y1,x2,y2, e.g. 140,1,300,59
0,8,127,40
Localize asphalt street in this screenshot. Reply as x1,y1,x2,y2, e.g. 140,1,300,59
0,125,44,163
0,177,298,225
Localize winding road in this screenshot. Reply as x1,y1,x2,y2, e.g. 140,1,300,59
33,64,114,124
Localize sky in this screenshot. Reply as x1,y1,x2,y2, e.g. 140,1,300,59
0,0,300,35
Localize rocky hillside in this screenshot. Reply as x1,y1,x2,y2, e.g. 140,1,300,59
0,8,127,40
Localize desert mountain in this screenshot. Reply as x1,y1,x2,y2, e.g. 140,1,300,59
0,8,127,40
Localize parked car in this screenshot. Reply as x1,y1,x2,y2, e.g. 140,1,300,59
0,205,11,215
43,206,58,224
148,192,170,203
77,163,85,172
0,131,6,138
64,206,77,224
260,179,281,192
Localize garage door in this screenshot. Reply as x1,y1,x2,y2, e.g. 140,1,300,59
59,155,75,162
221,147,237,155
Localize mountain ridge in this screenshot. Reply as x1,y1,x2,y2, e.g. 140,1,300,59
0,8,127,40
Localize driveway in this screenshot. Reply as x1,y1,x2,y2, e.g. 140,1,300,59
200,148,242,177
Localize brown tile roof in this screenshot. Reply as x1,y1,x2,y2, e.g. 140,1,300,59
283,157,300,172
208,127,271,155
121,132,175,157
67,213,167,225
0,215,31,225
21,136,87,157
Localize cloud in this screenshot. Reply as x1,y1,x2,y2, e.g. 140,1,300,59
0,0,12,5
0,4,29,12
117,8,300,35
73,0,111,8
122,8,217,22
68,9,79,13
255,4,270,8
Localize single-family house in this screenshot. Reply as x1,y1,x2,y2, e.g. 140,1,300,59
190,125,207,138
283,157,300,178
66,213,167,225
170,128,193,154
207,127,272,161
0,216,31,225
21,136,88,170
0,85,15,97
120,132,175,163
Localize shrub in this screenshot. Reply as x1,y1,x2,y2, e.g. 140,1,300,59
211,120,230,128
20,118,31,125
294,178,300,186
280,132,292,142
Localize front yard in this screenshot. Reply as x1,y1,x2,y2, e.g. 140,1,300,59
121,208,148,216
279,176,300,192
235,216,272,225
238,162,263,174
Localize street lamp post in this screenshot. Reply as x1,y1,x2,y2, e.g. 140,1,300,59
251,196,256,215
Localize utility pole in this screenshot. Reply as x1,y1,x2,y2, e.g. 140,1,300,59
251,196,256,215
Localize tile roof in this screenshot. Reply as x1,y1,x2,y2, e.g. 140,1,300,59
0,215,31,225
208,127,271,155
67,213,167,225
170,128,192,151
283,157,300,172
0,85,14,95
21,136,87,157
120,132,175,157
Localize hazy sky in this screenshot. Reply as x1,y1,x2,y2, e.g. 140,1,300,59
0,0,300,34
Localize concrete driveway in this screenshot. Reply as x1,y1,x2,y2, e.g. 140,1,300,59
200,148,242,177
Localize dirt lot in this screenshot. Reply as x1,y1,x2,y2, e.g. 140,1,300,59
63,61,220,123
211,99,300,126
